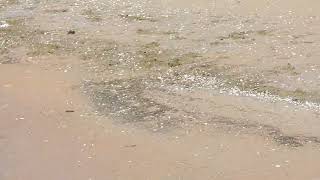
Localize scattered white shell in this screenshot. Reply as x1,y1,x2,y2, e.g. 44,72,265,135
0,21,9,29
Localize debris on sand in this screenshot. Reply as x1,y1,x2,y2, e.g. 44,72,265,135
67,30,76,35
65,110,75,113
123,144,137,148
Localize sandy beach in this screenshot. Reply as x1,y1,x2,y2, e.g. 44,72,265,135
1,0,320,179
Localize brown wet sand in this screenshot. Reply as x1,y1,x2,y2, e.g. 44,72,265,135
0,61,320,179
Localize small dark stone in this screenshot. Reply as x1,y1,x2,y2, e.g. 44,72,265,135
67,30,76,35
65,110,75,113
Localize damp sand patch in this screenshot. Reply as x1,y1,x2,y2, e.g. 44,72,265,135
82,78,181,132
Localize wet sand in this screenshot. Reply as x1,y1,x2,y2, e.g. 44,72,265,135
1,0,320,179
1,62,320,180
